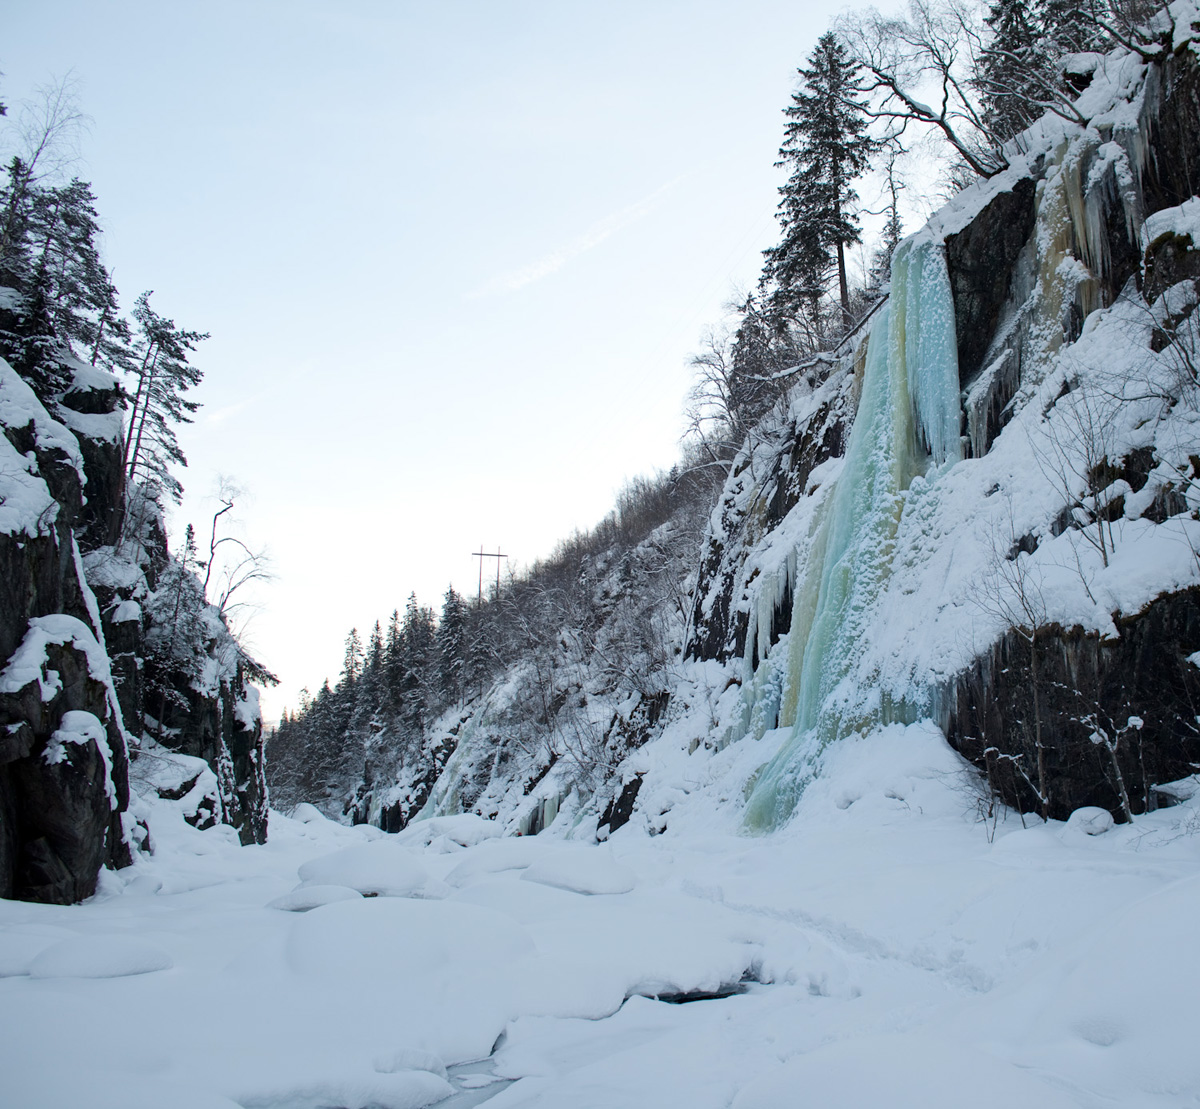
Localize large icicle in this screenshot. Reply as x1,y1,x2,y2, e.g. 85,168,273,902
744,236,963,830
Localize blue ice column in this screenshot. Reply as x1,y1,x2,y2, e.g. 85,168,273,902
743,236,963,830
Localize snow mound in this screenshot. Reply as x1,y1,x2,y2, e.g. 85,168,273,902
0,933,60,977
296,841,445,898
233,1070,452,1109
291,803,328,824
268,885,363,912
797,722,976,823
1065,806,1115,835
285,896,535,981
520,848,637,895
372,1047,448,1080
29,935,172,979
443,837,545,886
394,813,504,848
731,1033,1081,1108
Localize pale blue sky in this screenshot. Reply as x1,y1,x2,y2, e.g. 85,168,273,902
4,0,893,720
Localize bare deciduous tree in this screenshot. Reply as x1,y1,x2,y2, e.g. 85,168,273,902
838,0,1007,179
0,76,88,267
1033,375,1120,569
199,478,274,622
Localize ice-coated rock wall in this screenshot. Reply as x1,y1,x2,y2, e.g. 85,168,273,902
689,34,1200,828
744,237,964,829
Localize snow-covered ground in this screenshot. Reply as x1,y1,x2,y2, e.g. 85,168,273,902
3,724,1199,1108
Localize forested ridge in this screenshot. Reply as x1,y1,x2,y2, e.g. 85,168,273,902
268,456,723,825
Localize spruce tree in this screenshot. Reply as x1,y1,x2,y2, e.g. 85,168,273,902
976,0,1114,145
347,621,384,781
726,294,791,430
399,594,434,741
350,622,384,739
976,0,1048,142
436,586,468,708
384,608,404,716
764,32,873,332
341,627,363,689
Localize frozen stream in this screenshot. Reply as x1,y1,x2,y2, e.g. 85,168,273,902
3,727,1200,1108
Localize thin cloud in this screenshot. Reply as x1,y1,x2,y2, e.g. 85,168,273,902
204,397,255,426
470,176,685,298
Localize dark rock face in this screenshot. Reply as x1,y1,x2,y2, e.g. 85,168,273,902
0,363,133,902
0,628,132,902
0,526,84,668
1144,54,1200,217
57,373,126,550
945,590,1200,819
946,175,1038,391
138,653,269,847
941,51,1200,820
224,689,269,845
83,512,270,848
599,773,643,835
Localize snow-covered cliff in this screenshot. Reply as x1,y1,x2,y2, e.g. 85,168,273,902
0,340,271,902
386,14,1200,838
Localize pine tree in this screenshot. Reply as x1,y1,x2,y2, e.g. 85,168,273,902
764,32,874,332
28,180,111,353
0,156,35,283
0,162,71,401
0,168,137,408
87,272,134,374
123,291,207,503
0,270,69,402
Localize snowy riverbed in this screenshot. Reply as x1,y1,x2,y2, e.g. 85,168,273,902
3,724,1199,1108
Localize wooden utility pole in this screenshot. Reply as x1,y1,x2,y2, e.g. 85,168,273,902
472,546,507,603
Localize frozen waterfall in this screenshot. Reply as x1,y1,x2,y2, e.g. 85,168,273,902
744,235,964,830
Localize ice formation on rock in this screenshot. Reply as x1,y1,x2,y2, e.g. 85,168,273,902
745,237,964,829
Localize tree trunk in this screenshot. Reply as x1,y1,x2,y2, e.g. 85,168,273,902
837,240,850,330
